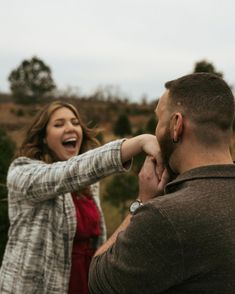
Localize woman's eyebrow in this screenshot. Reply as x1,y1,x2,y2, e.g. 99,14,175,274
54,118,64,122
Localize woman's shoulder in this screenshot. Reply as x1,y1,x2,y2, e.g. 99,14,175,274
11,156,43,165
9,157,46,172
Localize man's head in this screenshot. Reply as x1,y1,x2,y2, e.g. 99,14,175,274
155,73,235,171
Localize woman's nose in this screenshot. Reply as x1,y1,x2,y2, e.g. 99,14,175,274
64,121,75,132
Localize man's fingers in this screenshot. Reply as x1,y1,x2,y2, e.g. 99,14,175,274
158,168,170,190
139,156,156,179
150,155,164,180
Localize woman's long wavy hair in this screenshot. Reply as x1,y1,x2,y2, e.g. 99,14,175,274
16,101,100,163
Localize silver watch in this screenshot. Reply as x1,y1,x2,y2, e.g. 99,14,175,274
129,199,143,214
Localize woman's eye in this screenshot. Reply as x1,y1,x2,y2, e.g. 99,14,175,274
54,124,63,128
73,120,80,125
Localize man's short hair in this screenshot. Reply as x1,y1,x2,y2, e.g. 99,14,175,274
165,73,235,144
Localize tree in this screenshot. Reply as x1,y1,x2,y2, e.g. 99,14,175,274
193,60,223,77
113,113,132,137
105,173,138,219
0,128,15,265
8,56,56,104
146,115,157,134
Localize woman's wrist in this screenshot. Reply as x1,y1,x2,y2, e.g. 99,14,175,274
121,136,142,162
120,134,157,163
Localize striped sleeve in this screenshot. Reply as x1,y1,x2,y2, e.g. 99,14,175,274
7,139,131,203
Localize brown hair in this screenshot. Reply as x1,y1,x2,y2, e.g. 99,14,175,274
16,101,100,163
165,73,235,144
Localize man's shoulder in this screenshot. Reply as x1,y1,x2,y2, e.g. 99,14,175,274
144,188,207,228
149,189,192,212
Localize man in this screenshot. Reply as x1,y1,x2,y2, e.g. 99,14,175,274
89,73,235,293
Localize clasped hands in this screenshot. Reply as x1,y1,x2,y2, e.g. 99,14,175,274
139,135,170,203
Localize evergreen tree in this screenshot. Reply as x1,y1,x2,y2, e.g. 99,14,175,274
193,60,223,77
8,56,56,104
113,113,132,137
105,173,138,219
146,115,157,134
0,128,15,265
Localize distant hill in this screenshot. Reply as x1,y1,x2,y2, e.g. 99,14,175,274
0,93,13,103
1,92,235,159
0,93,158,147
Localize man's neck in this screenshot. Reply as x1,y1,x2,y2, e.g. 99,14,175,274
171,144,234,175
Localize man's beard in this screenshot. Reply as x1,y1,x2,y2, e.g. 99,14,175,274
158,126,178,179
158,126,175,168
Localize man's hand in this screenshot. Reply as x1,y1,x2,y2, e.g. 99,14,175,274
138,156,170,203
140,135,164,180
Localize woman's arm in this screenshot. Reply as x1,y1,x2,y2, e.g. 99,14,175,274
8,136,162,203
7,140,127,203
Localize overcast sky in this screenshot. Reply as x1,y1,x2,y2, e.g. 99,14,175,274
0,0,235,101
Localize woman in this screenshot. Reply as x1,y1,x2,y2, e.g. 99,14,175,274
0,101,160,294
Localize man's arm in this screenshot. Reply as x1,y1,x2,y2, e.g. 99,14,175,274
88,157,180,294
89,204,182,294
94,214,131,257
93,156,169,258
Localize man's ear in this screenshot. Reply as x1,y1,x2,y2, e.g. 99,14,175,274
171,112,183,142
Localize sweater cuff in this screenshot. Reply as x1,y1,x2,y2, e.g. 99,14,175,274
107,139,133,172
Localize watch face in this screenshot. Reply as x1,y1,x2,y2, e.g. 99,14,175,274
130,200,142,214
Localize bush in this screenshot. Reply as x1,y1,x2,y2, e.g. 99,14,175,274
105,173,138,219
0,128,15,265
113,113,132,137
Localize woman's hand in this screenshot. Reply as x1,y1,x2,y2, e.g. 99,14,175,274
121,134,164,178
139,134,164,179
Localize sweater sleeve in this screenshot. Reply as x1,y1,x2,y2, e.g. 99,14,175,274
7,139,130,203
89,203,184,294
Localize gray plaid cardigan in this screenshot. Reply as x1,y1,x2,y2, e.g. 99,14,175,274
0,139,129,294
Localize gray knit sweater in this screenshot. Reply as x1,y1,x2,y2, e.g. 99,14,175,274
89,164,235,294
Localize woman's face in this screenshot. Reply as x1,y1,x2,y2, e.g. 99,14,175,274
45,107,83,161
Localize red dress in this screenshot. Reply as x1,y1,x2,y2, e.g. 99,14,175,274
68,192,101,294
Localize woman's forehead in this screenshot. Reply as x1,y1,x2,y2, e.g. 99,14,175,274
49,106,78,120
